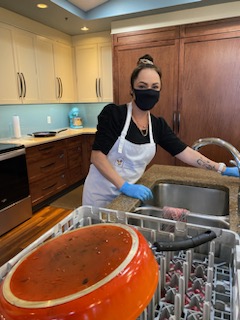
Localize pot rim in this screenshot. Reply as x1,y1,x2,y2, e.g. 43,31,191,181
3,224,139,309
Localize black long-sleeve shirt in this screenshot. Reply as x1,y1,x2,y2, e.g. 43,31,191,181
92,103,187,156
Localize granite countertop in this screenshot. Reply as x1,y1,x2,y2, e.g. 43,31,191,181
0,128,96,147
107,164,240,234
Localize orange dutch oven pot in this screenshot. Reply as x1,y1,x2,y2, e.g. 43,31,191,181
0,223,159,320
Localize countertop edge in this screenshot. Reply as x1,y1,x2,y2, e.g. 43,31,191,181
0,128,96,147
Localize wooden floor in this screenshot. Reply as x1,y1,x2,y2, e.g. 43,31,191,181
0,205,72,267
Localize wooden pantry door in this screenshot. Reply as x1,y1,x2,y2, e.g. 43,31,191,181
178,32,240,165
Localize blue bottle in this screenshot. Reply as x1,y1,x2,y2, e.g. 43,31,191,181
69,107,83,129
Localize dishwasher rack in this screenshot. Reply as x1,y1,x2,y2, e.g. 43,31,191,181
1,205,240,320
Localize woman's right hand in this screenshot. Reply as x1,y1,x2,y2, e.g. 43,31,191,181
119,182,153,201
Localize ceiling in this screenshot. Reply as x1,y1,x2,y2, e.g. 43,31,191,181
0,0,238,35
68,0,109,12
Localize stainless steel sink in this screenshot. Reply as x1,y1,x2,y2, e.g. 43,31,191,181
133,182,230,229
143,182,229,216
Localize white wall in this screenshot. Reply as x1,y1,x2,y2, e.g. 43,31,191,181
111,2,240,34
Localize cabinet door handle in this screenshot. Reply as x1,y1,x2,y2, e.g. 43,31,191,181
177,112,181,134
17,72,23,98
21,73,26,98
172,111,177,133
173,111,181,134
95,78,99,97
98,78,101,98
56,77,60,98
59,78,63,98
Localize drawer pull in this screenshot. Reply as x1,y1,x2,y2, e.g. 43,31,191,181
38,146,54,152
40,162,55,169
42,183,57,191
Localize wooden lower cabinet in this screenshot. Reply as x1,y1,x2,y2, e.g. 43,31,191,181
26,134,95,207
82,134,95,177
26,140,68,206
66,135,85,185
29,171,67,206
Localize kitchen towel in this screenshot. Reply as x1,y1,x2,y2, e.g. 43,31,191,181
13,115,21,138
162,206,189,222
162,206,189,232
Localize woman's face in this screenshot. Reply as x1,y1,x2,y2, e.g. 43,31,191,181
132,68,161,111
133,68,161,91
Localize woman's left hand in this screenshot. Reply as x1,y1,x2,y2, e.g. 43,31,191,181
222,167,239,177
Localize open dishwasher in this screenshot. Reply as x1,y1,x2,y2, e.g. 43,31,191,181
0,205,240,320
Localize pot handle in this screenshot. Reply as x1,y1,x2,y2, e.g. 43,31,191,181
153,230,217,252
57,128,68,133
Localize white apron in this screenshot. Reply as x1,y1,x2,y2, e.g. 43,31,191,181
82,102,156,207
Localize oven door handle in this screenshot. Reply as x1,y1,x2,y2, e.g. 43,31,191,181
0,149,25,161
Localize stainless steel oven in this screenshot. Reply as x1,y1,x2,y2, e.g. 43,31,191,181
0,143,32,236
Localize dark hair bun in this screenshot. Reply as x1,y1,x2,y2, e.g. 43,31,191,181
137,54,154,65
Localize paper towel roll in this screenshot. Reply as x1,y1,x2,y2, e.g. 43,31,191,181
13,115,21,138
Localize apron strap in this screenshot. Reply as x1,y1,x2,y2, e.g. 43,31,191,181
118,102,132,154
148,111,154,144
118,102,155,153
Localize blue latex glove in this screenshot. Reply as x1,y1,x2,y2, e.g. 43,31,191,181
222,167,239,177
119,182,153,201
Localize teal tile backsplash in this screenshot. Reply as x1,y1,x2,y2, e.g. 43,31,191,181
0,103,105,139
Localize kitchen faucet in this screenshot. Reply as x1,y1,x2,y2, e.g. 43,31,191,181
192,137,240,177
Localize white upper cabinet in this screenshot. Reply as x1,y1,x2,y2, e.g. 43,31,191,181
53,42,76,102
0,17,106,105
35,36,57,103
74,33,113,103
98,43,113,103
35,36,76,103
0,22,76,105
0,23,20,104
13,29,39,103
75,44,98,102
0,23,39,104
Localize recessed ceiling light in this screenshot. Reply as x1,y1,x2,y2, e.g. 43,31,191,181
81,26,89,31
37,3,48,9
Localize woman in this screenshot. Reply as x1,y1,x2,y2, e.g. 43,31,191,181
82,54,237,208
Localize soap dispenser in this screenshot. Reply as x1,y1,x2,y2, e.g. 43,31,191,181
69,107,83,129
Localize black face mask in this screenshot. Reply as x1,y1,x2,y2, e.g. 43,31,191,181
133,89,160,111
